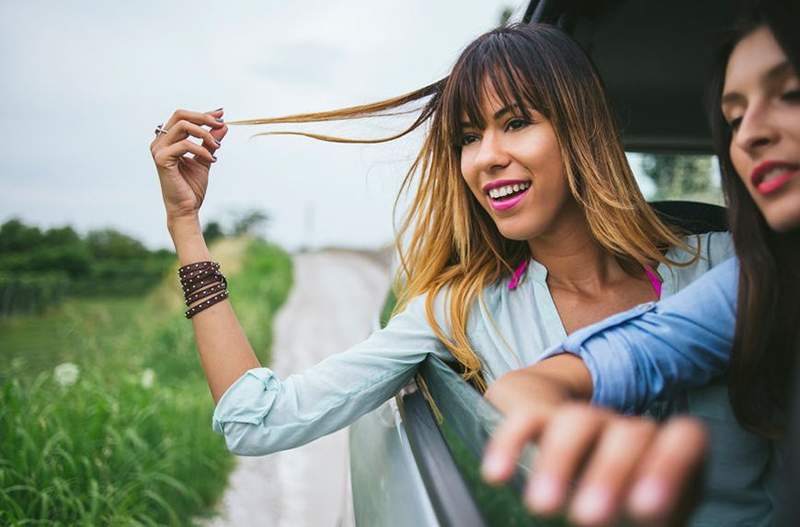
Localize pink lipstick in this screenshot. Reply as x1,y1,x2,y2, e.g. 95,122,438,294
483,179,532,212
751,161,799,196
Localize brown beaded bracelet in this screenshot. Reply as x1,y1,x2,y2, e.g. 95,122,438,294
179,261,229,318
185,281,227,306
179,260,218,275
185,290,229,319
183,271,227,295
179,261,218,280
179,262,220,286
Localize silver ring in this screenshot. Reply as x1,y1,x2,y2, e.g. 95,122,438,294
154,124,169,136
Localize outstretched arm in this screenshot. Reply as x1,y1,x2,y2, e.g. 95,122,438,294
482,257,739,524
549,256,738,412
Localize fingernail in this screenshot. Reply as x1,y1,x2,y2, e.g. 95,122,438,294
628,478,667,516
570,486,612,525
214,139,221,147
526,473,564,514
214,107,223,111
215,118,224,123
481,451,507,482
211,155,218,162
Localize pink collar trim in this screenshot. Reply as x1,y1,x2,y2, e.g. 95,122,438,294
643,265,663,299
508,259,663,299
508,260,528,290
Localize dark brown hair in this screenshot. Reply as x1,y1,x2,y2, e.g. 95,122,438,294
707,0,800,438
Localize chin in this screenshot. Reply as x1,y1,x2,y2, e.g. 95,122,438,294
766,213,800,233
763,197,800,233
495,219,545,242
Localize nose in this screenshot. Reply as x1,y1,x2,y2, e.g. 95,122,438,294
473,129,511,174
734,102,779,155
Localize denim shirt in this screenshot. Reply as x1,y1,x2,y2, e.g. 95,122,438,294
541,257,739,412
541,256,781,526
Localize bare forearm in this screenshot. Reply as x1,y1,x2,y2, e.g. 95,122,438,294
486,354,593,414
169,216,261,403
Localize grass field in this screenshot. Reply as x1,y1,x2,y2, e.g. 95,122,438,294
0,238,293,525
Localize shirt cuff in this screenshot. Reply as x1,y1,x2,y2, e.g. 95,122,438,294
537,301,658,413
212,367,281,434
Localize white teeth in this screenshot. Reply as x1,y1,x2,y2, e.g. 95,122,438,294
488,182,531,199
760,165,799,184
762,167,785,182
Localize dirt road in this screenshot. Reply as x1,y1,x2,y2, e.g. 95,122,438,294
203,249,391,527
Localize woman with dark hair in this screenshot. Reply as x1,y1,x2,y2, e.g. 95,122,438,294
483,1,800,525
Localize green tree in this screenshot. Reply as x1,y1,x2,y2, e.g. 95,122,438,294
42,226,81,247
203,221,225,244
641,154,720,202
230,209,270,237
499,6,514,25
0,219,44,253
85,229,148,260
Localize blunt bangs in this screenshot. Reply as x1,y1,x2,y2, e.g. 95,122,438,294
445,25,560,147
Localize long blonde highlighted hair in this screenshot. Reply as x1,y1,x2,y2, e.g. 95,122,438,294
232,24,693,390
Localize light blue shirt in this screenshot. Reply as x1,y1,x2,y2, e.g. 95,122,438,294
542,256,781,526
213,232,732,456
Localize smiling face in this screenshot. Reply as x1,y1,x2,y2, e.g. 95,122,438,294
459,87,576,242
722,26,800,232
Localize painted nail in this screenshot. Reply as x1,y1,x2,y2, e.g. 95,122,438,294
481,451,507,482
214,107,223,111
214,139,221,147
628,477,667,516
211,155,218,162
570,486,612,525
526,473,564,514
215,118,224,123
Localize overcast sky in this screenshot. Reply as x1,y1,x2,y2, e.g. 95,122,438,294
0,0,537,250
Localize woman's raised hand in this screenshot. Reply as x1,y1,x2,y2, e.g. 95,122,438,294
150,108,228,222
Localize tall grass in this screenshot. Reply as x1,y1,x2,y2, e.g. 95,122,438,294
0,239,293,525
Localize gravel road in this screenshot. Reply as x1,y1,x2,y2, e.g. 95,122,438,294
202,249,391,527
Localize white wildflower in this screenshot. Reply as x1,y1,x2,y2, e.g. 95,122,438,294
141,368,156,389
54,362,80,387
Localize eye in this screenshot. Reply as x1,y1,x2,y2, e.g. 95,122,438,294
726,116,742,131
505,117,530,132
781,89,800,102
460,133,480,146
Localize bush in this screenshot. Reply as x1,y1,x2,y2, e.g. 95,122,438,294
0,219,176,315
0,238,293,525
0,272,71,317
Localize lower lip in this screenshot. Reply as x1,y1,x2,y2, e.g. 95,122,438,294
756,170,797,195
489,188,530,211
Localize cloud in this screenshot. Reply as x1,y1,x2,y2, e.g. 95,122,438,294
249,41,345,84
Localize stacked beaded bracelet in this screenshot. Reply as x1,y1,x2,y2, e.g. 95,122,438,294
178,261,229,319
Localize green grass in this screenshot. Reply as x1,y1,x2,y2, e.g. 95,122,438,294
0,239,293,525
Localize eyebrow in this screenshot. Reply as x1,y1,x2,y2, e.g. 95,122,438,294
460,104,522,128
721,60,793,106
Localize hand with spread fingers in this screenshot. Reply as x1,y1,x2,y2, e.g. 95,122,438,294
149,108,228,222
482,366,708,527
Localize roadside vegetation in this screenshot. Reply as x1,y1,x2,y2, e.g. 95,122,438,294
0,219,292,525
0,219,175,317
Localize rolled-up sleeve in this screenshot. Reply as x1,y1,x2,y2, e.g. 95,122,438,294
211,293,451,456
539,257,739,414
